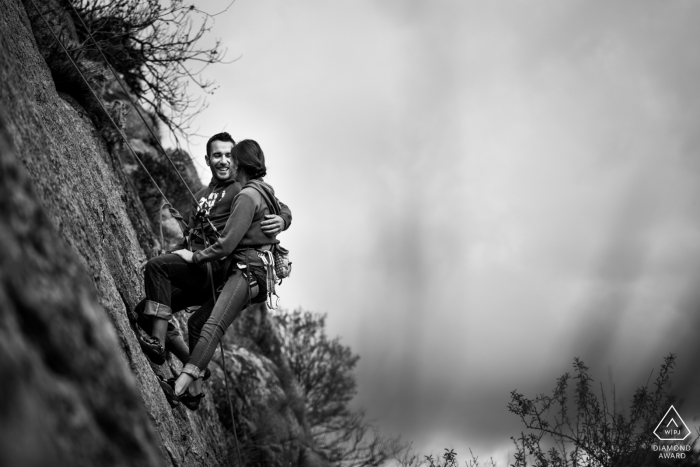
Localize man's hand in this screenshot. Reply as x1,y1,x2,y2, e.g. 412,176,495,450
173,249,194,263
261,214,285,236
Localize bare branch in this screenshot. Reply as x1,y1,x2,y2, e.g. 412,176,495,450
68,0,231,141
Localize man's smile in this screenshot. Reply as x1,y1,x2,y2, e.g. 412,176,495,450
215,165,230,177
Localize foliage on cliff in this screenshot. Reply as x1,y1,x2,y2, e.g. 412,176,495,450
394,355,699,467
274,309,408,466
34,0,231,138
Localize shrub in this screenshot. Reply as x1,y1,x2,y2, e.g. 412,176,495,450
399,354,699,467
272,308,409,466
507,354,700,466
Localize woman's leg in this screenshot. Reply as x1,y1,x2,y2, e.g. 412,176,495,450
182,299,214,396
163,286,212,362
186,263,264,353
179,299,214,393
187,298,214,353
175,269,258,396
189,376,203,397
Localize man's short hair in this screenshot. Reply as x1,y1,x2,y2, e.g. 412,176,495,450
206,132,235,155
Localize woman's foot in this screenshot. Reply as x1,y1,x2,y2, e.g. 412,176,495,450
179,391,205,411
157,376,180,408
174,372,195,396
171,372,202,410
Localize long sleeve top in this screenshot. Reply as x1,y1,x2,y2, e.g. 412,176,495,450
176,177,291,252
192,179,286,264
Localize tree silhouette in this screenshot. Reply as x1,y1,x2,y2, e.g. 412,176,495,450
273,308,408,466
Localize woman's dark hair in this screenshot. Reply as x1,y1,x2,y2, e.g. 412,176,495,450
232,139,267,179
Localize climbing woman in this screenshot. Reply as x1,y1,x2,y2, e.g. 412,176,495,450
163,139,285,408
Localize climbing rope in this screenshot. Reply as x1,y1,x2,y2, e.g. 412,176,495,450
67,1,199,204
28,1,224,238
27,2,244,465
28,0,180,209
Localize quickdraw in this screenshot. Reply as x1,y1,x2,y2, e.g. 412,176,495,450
257,250,281,310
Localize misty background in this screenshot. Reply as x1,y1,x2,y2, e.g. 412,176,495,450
171,0,700,462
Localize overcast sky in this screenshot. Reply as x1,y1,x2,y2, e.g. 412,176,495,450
174,0,700,462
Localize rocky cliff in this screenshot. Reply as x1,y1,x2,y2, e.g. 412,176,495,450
0,1,325,465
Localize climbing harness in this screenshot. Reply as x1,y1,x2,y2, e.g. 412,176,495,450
242,182,293,308
27,2,244,465
189,196,221,246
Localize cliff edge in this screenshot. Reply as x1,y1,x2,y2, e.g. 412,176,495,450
0,1,325,466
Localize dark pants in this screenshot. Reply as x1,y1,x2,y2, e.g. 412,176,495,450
182,251,265,378
134,298,190,362
142,253,222,320
137,254,223,362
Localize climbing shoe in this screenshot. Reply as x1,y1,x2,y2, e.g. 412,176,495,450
137,334,166,365
179,391,205,411
157,376,180,408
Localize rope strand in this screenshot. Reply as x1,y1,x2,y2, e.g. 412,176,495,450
67,1,199,204
27,0,176,208
27,2,245,465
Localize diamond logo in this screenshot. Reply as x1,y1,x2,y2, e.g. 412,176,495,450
654,406,691,441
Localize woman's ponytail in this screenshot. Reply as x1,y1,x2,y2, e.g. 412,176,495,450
232,139,267,179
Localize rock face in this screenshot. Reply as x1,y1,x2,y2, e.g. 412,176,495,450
0,112,163,467
0,1,327,466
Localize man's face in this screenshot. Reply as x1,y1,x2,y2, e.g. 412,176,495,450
205,140,235,181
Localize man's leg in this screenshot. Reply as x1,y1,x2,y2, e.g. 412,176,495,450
134,296,189,362
142,253,210,343
138,253,221,366
187,298,214,354
164,286,212,363
134,293,204,365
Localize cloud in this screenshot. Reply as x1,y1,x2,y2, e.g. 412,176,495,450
188,0,700,457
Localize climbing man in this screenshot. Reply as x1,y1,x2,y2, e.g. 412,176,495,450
133,132,292,367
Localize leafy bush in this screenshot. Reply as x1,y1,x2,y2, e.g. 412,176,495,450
396,447,497,467
398,355,698,467
273,308,409,466
507,354,700,466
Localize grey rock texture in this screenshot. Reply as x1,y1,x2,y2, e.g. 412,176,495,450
0,0,330,466
0,112,163,467
1,0,231,465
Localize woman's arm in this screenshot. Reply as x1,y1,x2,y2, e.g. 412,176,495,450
189,192,256,264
